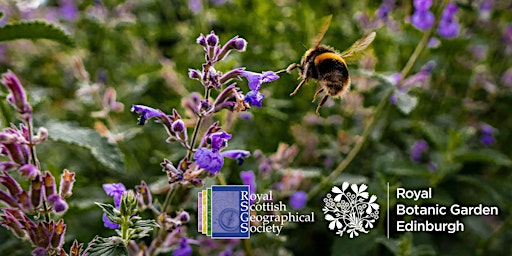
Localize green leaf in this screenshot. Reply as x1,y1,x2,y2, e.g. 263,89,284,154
0,21,75,46
131,219,159,239
394,90,418,115
416,122,447,150
44,121,124,171
84,236,128,256
453,148,512,166
95,202,117,219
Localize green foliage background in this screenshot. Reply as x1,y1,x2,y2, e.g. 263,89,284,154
1,0,511,255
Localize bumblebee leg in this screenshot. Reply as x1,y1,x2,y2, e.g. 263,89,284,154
312,87,324,102
290,78,307,96
277,63,299,74
315,94,329,116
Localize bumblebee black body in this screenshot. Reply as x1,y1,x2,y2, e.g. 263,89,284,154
277,15,375,115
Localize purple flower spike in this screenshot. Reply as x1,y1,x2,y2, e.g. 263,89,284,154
194,148,224,175
222,150,251,165
1,70,32,116
103,183,126,208
290,191,308,210
130,105,166,125
173,238,192,256
410,140,428,162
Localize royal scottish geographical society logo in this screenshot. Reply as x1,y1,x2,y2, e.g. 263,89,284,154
322,182,380,238
198,185,250,239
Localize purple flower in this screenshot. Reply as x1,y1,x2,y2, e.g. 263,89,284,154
413,0,432,11
290,191,307,210
173,238,192,256
59,0,78,21
244,90,265,108
479,123,496,146
194,135,250,175
222,150,251,165
241,71,279,91
130,105,166,125
194,148,224,175
1,70,32,116
438,3,459,38
102,213,120,229
479,0,493,20
188,0,202,14
210,131,232,151
410,140,428,162
240,170,256,203
47,194,68,213
103,183,126,208
411,10,435,31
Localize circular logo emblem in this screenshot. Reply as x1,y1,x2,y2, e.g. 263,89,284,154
218,208,239,231
322,182,380,238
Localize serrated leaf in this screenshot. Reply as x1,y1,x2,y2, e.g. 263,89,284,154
394,90,418,115
453,148,512,166
43,121,124,171
84,236,127,256
0,21,75,46
95,202,117,219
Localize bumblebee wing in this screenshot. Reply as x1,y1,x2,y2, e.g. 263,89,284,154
312,15,333,48
339,31,376,59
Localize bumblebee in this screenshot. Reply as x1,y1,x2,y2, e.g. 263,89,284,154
278,15,376,115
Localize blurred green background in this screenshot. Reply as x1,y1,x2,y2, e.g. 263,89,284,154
1,0,512,255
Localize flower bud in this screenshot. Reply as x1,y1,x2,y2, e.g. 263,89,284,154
51,219,66,248
0,171,22,197
188,69,202,80
59,169,75,199
43,171,56,198
171,119,186,133
135,181,152,208
1,70,32,116
206,31,219,47
1,209,26,238
30,176,43,209
0,189,18,207
33,127,48,145
19,164,39,179
196,33,207,47
18,190,34,212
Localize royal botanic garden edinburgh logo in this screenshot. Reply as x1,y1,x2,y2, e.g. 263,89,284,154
322,182,380,238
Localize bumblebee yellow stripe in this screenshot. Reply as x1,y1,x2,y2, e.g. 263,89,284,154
314,52,346,66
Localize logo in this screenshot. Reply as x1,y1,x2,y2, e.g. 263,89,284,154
198,185,250,239
322,182,380,238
